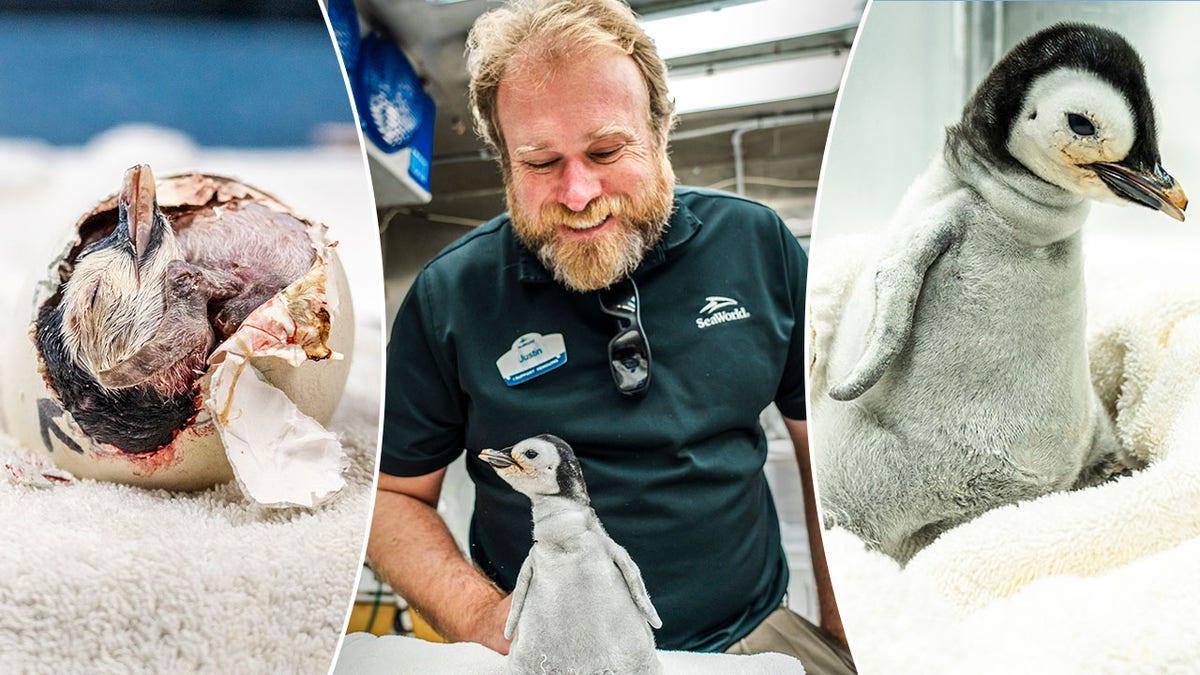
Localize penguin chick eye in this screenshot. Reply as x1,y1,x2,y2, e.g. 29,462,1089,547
524,450,538,459
1066,113,1096,136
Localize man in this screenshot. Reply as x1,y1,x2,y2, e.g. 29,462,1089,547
368,0,853,672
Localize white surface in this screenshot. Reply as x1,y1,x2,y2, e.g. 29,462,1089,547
0,126,382,672
334,632,805,675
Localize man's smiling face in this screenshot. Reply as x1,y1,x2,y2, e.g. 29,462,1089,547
497,45,675,292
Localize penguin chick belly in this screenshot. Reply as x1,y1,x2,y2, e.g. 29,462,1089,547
512,532,657,674
863,220,1097,495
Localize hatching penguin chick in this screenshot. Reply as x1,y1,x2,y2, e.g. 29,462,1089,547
36,164,243,453
812,24,1188,563
479,435,663,675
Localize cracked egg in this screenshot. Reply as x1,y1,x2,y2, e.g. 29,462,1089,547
1,165,353,503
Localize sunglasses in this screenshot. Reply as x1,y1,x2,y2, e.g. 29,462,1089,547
598,277,651,397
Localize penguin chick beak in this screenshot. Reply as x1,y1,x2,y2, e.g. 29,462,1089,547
1083,161,1188,222
479,447,518,469
116,163,161,283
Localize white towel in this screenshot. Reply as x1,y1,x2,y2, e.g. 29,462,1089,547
0,383,376,672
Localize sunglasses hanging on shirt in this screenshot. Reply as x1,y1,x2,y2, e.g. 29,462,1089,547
598,277,651,398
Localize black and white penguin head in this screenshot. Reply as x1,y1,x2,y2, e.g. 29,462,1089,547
60,164,185,378
479,434,589,504
953,23,1187,220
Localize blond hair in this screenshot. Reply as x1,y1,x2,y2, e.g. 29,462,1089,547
466,0,675,164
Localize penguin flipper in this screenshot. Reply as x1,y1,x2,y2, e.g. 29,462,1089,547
606,537,662,629
504,555,534,640
829,220,960,401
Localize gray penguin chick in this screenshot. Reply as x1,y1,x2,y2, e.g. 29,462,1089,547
479,434,663,675
813,24,1188,563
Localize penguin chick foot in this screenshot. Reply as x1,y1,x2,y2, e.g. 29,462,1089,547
1073,453,1139,490
1105,467,1136,483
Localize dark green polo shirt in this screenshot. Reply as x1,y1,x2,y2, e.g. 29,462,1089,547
382,187,808,652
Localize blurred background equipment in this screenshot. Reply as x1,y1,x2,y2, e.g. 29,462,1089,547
329,0,437,205
0,1,354,147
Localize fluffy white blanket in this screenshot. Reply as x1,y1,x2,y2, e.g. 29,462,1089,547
810,221,1200,674
0,128,380,673
333,633,805,674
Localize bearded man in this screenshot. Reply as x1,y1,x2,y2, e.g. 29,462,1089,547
368,1,854,672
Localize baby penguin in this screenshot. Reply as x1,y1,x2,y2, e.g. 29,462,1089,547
36,164,315,454
53,165,240,397
479,434,663,675
813,24,1188,562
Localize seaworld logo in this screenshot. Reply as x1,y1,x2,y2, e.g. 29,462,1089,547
696,296,751,329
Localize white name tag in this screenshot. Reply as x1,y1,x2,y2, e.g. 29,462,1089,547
495,332,568,387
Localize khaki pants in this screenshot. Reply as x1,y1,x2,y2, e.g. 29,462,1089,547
725,606,857,675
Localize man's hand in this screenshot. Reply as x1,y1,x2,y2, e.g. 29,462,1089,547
462,593,515,654
367,470,516,654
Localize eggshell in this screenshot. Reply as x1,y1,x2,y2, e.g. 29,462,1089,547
0,173,353,491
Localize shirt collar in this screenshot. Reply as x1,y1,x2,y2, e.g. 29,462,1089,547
512,189,702,285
